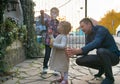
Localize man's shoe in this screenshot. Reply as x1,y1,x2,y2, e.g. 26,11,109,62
94,72,104,77
92,76,104,81
88,76,103,84
56,77,63,82
60,80,68,84
101,78,114,84
94,68,104,77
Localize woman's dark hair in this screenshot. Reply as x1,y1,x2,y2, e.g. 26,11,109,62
40,10,45,25
80,18,94,27
50,7,59,13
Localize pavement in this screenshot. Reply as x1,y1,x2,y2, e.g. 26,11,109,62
1,36,120,84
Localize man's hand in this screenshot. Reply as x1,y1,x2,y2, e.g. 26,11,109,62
72,48,83,55
65,47,83,57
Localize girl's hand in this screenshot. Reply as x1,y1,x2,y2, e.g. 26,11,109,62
65,47,73,57
65,47,82,57
50,40,53,46
50,38,53,48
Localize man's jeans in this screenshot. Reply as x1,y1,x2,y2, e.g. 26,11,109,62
76,48,119,79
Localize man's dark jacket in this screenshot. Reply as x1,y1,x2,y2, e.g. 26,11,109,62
82,25,120,57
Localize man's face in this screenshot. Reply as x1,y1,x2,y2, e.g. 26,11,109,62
50,9,59,19
80,22,92,34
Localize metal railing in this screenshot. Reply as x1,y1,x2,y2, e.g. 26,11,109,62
67,30,85,48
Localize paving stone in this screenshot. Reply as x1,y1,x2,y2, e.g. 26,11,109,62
2,36,120,84
71,79,88,84
2,57,120,84
114,76,120,84
3,78,19,84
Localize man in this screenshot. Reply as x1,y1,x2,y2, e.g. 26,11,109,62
66,18,120,84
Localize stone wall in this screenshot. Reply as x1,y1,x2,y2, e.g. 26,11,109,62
5,40,26,67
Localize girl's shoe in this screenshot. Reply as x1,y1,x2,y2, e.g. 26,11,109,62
56,77,63,82
60,80,68,84
53,71,59,76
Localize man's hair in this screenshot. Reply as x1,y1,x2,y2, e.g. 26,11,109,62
80,18,94,26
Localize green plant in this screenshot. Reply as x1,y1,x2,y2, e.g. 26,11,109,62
0,60,12,72
18,25,27,43
0,0,8,24
0,18,18,52
0,18,27,73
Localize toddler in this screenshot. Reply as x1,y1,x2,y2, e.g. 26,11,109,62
49,21,72,84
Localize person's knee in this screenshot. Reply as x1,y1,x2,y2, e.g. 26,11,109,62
97,48,106,55
76,58,83,66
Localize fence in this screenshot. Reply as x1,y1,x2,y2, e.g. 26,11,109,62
36,29,86,57
67,30,85,48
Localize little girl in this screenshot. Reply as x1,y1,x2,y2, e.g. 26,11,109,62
49,21,72,84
